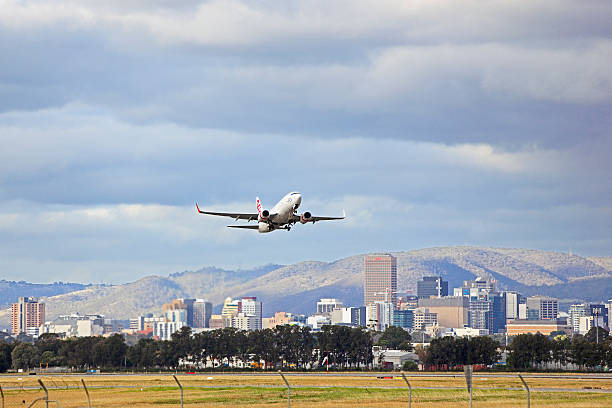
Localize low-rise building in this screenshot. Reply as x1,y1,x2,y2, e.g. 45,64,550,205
417,296,469,328
506,319,571,336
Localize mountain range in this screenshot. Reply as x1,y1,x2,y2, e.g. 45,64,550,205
1,246,611,328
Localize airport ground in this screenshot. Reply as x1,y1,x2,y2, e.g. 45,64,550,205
3,372,612,407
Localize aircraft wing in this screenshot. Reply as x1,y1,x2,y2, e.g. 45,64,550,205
227,225,259,229
310,215,345,221
196,203,258,221
292,210,346,223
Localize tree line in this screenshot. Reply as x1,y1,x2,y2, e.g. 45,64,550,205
420,336,501,369
507,327,612,370
3,325,610,372
2,325,381,371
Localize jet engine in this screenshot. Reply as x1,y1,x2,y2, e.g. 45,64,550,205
258,209,270,222
258,222,273,233
300,211,312,224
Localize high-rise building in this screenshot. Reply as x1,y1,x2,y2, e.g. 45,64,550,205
367,301,394,331
240,297,262,330
456,279,506,333
504,292,524,320
193,299,212,328
364,254,397,307
222,297,241,318
417,276,448,299
316,298,344,315
11,297,45,335
165,308,187,324
589,304,608,328
526,296,558,320
569,304,589,332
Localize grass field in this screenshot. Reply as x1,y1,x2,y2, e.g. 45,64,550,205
3,373,612,407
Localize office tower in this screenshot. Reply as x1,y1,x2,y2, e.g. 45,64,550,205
239,297,262,330
504,292,524,320
11,297,45,335
393,309,414,329
367,301,394,331
222,297,241,318
489,293,506,333
456,278,506,333
417,296,469,328
417,276,448,299
569,304,589,332
163,299,189,322
608,299,612,329
364,254,397,307
165,308,187,324
316,298,344,314
193,299,213,328
589,304,608,328
526,296,558,320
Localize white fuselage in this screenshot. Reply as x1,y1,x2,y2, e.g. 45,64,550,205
267,192,302,225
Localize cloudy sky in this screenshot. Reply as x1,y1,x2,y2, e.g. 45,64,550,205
1,0,611,283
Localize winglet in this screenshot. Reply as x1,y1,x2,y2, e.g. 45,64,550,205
196,202,204,214
342,209,346,218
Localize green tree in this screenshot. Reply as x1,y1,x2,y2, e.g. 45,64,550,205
585,326,609,344
551,335,570,368
376,326,413,351
12,343,40,370
128,338,160,368
171,326,193,364
467,336,500,366
507,333,551,369
0,342,13,372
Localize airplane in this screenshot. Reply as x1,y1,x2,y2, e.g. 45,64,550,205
196,192,345,233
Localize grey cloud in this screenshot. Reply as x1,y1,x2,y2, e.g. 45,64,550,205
0,1,610,282
1,1,611,148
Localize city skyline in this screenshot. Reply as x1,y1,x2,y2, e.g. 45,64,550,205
1,1,611,284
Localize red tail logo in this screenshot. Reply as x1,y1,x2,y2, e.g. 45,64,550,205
256,197,262,216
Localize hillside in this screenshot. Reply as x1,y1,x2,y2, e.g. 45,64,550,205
1,248,611,327
0,280,88,307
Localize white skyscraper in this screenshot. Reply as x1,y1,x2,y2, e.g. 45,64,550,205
239,297,262,330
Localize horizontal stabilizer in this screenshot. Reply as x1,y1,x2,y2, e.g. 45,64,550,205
227,225,259,229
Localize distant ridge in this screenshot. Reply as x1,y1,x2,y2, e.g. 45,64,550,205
1,248,610,328
0,280,88,307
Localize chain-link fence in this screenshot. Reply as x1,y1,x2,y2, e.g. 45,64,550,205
2,371,612,407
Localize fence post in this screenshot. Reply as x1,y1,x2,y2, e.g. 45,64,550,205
0,384,4,408
278,370,291,408
38,379,49,408
518,374,530,408
173,375,183,408
81,379,92,408
463,365,473,408
401,372,412,408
